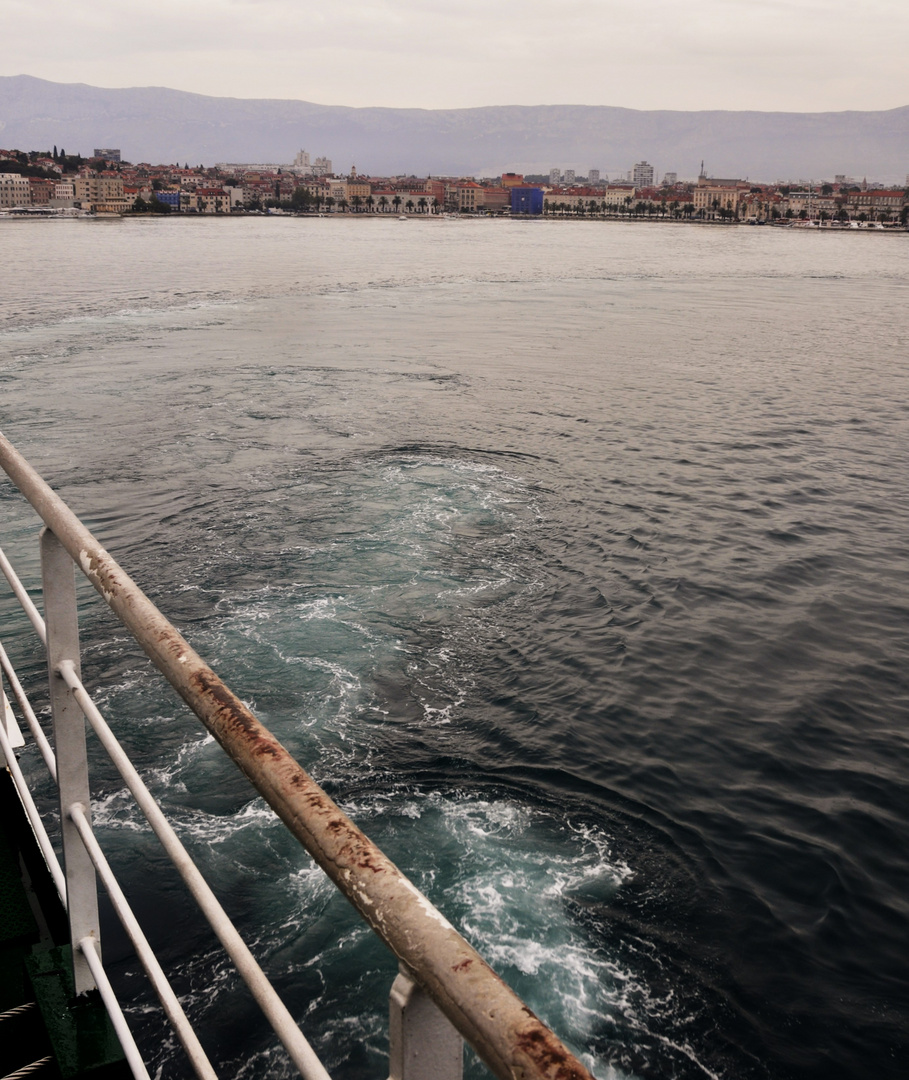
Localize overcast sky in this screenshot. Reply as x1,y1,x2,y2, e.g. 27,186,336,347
6,0,908,113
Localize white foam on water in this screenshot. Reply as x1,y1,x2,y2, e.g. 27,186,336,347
75,452,649,1077
111,775,643,1077
333,787,640,1076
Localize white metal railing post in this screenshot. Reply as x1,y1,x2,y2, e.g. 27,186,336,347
389,968,463,1080
40,526,100,995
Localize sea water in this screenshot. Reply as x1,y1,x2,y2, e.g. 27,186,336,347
1,216,907,1079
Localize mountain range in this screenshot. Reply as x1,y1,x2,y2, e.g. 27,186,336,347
1,75,907,183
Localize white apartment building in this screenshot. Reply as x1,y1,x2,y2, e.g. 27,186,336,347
0,173,31,208
289,150,333,176
633,161,654,187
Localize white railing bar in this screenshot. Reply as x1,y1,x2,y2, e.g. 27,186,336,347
0,697,66,903
0,543,48,645
41,526,98,996
0,639,58,779
68,802,219,1080
0,561,325,1080
78,934,153,1080
1,599,215,1080
0,431,594,1080
57,661,332,1080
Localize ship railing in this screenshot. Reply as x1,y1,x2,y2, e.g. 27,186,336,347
0,431,595,1080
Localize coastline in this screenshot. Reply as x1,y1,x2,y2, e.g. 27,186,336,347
2,209,906,231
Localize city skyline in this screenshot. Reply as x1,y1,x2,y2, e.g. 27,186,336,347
4,1,908,115
4,77,907,184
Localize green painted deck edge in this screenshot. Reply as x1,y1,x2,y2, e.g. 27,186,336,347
2,769,128,1078
26,944,129,1080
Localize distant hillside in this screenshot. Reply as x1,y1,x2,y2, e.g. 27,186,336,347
1,75,907,183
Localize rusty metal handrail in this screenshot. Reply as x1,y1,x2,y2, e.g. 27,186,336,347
0,430,594,1080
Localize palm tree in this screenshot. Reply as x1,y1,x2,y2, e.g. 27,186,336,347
378,195,388,213
324,197,334,213
365,195,375,213
351,195,362,213
392,195,402,213
405,199,415,214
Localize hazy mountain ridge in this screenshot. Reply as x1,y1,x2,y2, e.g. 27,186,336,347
1,75,907,182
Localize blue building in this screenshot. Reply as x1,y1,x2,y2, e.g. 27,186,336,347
154,191,181,210
511,187,544,215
